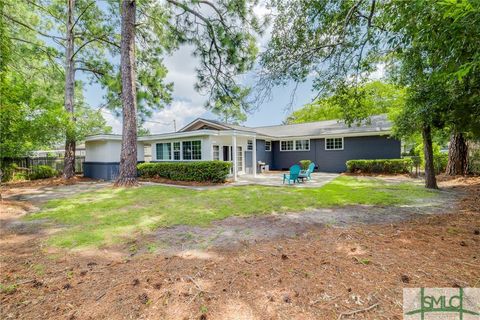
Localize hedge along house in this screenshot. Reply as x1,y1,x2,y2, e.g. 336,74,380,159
83,114,401,181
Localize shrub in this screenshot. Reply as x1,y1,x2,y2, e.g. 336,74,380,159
299,160,312,170
29,165,58,180
137,161,232,183
468,148,480,175
434,152,448,174
346,159,413,174
0,164,16,182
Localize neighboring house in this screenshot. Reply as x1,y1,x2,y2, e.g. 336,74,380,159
31,143,86,158
84,114,401,180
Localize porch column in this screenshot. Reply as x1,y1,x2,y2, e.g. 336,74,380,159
252,137,257,177
232,134,237,181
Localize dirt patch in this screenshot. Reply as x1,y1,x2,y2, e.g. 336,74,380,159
0,178,479,319
1,181,110,205
1,176,94,189
146,186,458,253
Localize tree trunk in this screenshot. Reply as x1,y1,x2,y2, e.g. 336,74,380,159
446,131,468,176
115,0,138,187
422,124,438,189
63,0,76,179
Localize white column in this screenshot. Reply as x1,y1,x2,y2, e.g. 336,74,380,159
252,137,257,177
232,134,237,181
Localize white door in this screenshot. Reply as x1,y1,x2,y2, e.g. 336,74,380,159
236,146,243,173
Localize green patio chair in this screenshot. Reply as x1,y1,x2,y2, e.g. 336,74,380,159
299,162,315,181
283,164,301,184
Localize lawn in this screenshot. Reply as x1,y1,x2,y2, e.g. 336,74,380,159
27,176,437,248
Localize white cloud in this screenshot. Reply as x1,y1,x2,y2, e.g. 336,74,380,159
143,101,206,134
101,110,123,134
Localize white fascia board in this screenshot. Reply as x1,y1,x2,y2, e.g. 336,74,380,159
266,130,392,140
85,134,122,142
138,129,219,142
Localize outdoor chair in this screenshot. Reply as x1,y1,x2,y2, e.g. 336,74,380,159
299,162,315,181
283,164,301,184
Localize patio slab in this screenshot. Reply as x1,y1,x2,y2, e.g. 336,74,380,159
233,172,339,188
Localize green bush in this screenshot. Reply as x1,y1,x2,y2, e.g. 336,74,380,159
29,165,58,180
299,160,312,170
137,161,232,183
468,148,480,175
434,152,448,174
346,159,413,174
0,164,16,182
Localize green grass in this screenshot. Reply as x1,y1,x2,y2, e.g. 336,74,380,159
26,176,437,249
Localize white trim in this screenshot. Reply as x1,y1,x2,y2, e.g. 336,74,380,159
325,137,344,151
86,129,391,144
252,137,257,177
279,139,311,152
265,140,272,152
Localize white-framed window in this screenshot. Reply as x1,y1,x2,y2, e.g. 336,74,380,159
182,140,202,160
173,142,181,160
325,137,344,150
295,139,310,151
265,141,271,151
280,139,310,151
280,140,294,151
156,143,171,160
247,140,253,151
212,145,220,160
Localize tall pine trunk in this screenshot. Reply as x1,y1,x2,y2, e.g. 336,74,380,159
115,0,138,186
446,131,468,175
422,124,438,189
63,0,76,179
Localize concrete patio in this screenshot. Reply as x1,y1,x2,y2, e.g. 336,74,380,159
232,171,339,188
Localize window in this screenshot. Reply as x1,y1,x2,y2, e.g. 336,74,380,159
173,142,181,160
212,145,219,160
265,141,271,151
295,140,310,151
156,143,171,160
280,140,294,151
325,137,343,150
280,139,310,151
182,140,202,160
247,140,253,151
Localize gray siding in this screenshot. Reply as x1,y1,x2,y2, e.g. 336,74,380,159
271,136,401,172
83,162,119,180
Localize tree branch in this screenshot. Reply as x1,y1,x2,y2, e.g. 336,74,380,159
1,12,66,41
72,1,96,30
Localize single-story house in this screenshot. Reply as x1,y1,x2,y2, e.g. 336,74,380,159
83,114,401,180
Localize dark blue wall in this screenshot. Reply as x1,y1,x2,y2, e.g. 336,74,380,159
245,139,273,172
256,139,273,167
83,162,119,180
271,136,401,172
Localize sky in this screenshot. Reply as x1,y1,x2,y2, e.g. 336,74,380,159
81,4,319,134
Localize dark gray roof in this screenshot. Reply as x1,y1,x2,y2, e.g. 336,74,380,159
191,114,392,138
252,114,392,137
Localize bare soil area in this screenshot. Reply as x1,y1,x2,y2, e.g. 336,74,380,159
0,177,479,320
